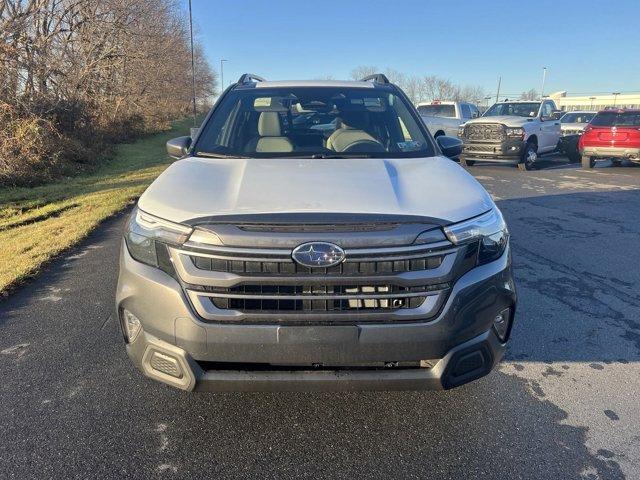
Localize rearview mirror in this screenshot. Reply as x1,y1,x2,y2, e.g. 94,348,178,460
436,135,463,159
166,136,191,159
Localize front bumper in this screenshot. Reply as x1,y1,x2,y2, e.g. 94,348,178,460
116,241,516,392
460,138,525,163
558,134,580,151
580,145,640,160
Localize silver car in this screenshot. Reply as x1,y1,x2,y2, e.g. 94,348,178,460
558,111,596,162
116,74,516,392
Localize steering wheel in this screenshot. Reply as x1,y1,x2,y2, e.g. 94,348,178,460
341,140,385,153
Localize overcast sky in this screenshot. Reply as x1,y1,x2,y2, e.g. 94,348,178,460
188,0,640,96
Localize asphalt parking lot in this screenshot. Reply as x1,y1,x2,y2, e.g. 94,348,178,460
1,156,639,480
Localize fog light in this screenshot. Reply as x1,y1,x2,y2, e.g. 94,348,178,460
493,307,512,341
150,351,183,378
122,309,142,343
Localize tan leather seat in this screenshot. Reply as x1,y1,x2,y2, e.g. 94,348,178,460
326,111,380,152
255,112,293,153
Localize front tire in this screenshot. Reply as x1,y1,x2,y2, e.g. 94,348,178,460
518,142,537,171
582,155,595,169
460,157,476,167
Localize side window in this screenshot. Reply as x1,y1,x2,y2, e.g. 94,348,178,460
541,102,553,119
460,104,472,119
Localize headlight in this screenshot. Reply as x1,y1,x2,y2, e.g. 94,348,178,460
443,208,509,265
124,207,193,269
458,126,465,137
505,127,524,138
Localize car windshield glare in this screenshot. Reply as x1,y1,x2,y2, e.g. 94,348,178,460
484,102,541,117
561,112,595,123
417,104,456,118
194,87,435,158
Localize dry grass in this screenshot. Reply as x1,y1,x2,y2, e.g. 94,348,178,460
0,118,192,294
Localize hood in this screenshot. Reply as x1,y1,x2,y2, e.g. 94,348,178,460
466,115,533,127
138,156,494,225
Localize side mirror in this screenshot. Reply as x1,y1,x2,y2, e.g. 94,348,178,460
166,136,191,159
436,135,463,159
551,110,563,120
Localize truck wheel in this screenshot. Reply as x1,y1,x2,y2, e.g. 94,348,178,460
611,159,622,167
460,157,475,167
581,156,595,169
517,142,537,171
434,130,445,138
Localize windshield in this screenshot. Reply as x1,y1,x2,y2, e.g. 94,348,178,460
417,104,456,118
484,102,541,117
194,87,435,158
561,112,596,123
591,111,640,127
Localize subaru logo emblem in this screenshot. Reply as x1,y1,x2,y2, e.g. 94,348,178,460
292,242,346,268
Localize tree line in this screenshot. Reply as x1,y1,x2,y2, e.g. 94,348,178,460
350,66,542,104
1,0,216,187
350,66,487,105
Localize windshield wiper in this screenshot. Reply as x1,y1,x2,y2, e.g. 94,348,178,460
196,151,251,159
309,153,374,159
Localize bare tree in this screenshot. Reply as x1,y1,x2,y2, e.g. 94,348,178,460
350,65,378,81
520,89,538,100
0,0,217,186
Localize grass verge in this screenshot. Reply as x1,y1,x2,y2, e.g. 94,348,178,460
0,118,192,295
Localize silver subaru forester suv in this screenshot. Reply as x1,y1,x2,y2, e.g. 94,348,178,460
116,73,516,392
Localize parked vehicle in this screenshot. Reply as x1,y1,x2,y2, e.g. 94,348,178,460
458,100,562,171
116,73,515,392
579,109,640,168
417,101,480,138
557,111,596,162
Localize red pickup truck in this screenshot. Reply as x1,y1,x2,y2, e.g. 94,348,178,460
579,109,640,168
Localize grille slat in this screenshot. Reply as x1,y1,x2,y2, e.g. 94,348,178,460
190,255,444,275
205,283,444,313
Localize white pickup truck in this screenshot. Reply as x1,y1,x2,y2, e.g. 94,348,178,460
417,101,481,138
458,99,562,171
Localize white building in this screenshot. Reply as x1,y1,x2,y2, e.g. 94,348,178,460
549,91,640,111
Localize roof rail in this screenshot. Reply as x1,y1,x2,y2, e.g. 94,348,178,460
360,73,390,84
237,73,266,84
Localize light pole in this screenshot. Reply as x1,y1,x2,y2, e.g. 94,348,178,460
484,95,492,108
220,59,228,92
540,67,547,99
495,76,501,104
188,0,197,127
612,92,621,107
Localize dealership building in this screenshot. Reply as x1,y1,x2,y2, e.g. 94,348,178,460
549,91,640,111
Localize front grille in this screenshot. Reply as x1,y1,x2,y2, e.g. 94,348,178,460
464,144,495,153
170,228,468,323
562,129,583,136
190,255,444,275
204,283,446,312
464,124,505,141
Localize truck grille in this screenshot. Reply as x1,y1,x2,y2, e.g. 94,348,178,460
464,124,505,141
170,229,473,324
